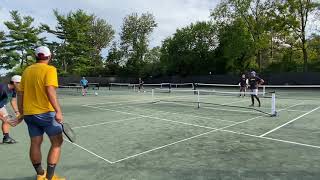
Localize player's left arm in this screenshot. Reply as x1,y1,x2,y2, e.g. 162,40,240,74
259,77,265,85
9,91,24,127
10,97,20,116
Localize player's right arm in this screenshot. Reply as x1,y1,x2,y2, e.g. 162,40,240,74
46,86,63,123
45,67,63,123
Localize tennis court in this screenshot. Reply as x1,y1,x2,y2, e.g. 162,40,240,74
1,84,320,180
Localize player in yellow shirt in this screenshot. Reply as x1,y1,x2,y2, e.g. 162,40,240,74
16,46,65,180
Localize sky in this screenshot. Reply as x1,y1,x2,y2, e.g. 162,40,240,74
0,0,218,48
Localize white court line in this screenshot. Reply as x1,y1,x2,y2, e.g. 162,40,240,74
58,95,111,100
111,104,236,123
83,94,191,107
221,99,249,105
104,102,304,163
162,100,305,115
220,99,307,113
160,101,261,114
99,101,154,108
277,109,308,113
222,129,320,149
83,105,227,130
82,105,265,164
260,106,320,137
84,99,149,106
72,117,143,129
109,102,304,163
85,102,301,133
72,102,302,164
64,139,113,164
111,130,216,164
111,115,266,164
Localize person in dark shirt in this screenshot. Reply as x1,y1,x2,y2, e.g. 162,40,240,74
239,74,248,97
138,78,145,92
193,82,198,95
248,71,264,107
0,75,21,144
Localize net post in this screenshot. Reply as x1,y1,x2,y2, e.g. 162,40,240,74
133,84,136,92
271,91,277,117
263,85,266,97
197,90,200,108
152,88,154,102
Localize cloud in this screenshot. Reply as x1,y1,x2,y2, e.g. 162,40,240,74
0,0,218,47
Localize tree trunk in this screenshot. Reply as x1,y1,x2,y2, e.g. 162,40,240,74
257,50,262,72
302,41,308,72
63,59,67,72
299,0,308,72
20,50,24,68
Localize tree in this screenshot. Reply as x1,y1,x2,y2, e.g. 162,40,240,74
274,0,320,72
216,18,256,74
105,42,124,75
42,10,114,75
120,12,157,76
2,11,45,69
0,31,5,57
141,46,162,77
211,0,273,72
160,22,218,76
307,33,320,71
90,18,115,71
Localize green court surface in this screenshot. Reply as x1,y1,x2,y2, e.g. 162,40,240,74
1,88,320,180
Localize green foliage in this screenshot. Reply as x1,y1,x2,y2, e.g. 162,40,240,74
104,42,124,76
274,0,320,72
90,18,115,70
308,34,320,71
160,22,218,76
216,18,256,74
141,46,162,77
211,0,274,72
0,6,320,77
42,9,114,76
120,12,157,76
1,11,45,69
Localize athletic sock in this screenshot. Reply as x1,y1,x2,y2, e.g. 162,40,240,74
255,96,261,106
251,95,254,105
46,163,56,180
33,163,45,175
3,133,9,139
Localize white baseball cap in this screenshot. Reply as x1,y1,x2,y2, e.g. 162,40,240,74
11,75,21,83
35,46,51,58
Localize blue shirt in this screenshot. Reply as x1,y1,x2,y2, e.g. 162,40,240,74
80,79,88,86
0,84,16,108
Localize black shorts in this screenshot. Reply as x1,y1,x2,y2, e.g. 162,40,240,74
240,86,246,91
